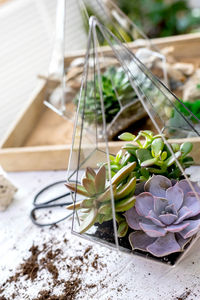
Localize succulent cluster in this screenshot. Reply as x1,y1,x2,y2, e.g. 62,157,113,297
66,129,200,259
66,162,137,236
110,130,193,180
125,175,200,257
73,66,136,124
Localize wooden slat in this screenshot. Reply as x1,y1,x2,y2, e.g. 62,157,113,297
0,138,199,172
64,32,200,66
0,80,47,148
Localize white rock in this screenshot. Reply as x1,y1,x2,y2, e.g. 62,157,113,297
183,69,200,101
0,167,17,211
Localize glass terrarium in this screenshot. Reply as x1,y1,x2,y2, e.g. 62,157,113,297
66,17,200,267
43,0,168,130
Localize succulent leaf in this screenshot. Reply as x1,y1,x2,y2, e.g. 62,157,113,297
180,142,193,158
97,185,117,203
136,149,153,164
65,183,89,197
66,201,82,210
98,203,112,215
115,195,136,212
82,178,96,196
151,138,164,157
165,151,182,167
81,198,94,208
117,221,129,237
118,132,135,141
141,157,158,167
111,162,136,186
86,167,96,181
115,177,136,200
95,165,106,194
79,208,98,234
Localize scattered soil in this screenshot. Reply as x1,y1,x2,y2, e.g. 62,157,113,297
0,238,107,300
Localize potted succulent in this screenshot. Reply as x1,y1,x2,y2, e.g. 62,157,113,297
66,130,200,265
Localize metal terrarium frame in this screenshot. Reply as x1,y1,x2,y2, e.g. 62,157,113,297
66,16,200,267
43,0,168,125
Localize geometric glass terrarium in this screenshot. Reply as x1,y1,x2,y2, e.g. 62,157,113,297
44,0,168,121
67,17,200,266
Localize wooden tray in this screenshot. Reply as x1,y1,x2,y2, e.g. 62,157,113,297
1,33,200,171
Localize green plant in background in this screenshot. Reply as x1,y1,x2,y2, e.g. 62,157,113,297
66,163,136,237
109,130,193,180
74,66,136,124
117,0,200,38
80,2,133,46
174,100,200,123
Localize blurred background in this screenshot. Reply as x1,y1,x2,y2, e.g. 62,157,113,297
0,0,200,141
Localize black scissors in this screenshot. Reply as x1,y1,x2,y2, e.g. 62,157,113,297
30,180,74,227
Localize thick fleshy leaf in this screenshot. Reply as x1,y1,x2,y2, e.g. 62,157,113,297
144,175,171,198
176,233,192,249
141,158,158,167
183,192,200,217
117,222,129,237
180,142,193,157
124,207,148,230
147,233,181,257
165,151,181,167
66,201,82,210
65,183,89,197
111,162,136,186
179,219,200,239
136,149,153,164
118,132,135,141
165,222,189,233
115,177,136,200
79,208,98,234
174,206,192,224
95,166,106,194
146,210,165,227
166,184,183,211
151,138,164,157
178,180,200,195
139,222,166,237
135,192,154,217
81,198,94,208
165,204,177,215
98,203,112,215
129,231,156,252
82,178,96,196
159,214,178,225
115,195,136,212
86,167,96,181
154,196,168,215
97,185,117,203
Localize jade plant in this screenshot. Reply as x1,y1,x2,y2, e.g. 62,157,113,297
73,66,136,124
109,130,193,180
124,175,200,257
66,162,136,236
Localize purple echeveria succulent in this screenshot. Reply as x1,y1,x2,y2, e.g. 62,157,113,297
124,175,200,257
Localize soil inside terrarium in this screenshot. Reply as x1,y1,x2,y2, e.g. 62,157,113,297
92,220,186,266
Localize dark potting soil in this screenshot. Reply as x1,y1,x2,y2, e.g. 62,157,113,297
0,240,104,300
93,220,184,266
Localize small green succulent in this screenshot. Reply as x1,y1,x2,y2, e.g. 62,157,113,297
109,130,193,181
66,162,136,236
73,66,136,124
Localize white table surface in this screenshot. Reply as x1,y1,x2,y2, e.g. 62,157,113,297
0,170,200,299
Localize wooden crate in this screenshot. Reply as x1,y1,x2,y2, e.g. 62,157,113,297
1,33,200,171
